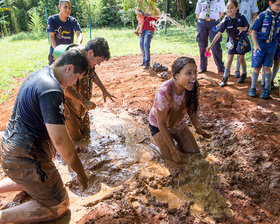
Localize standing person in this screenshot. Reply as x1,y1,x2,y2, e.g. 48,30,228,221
47,0,83,65
248,0,280,99
148,57,211,164
139,0,161,70
53,38,115,141
234,0,259,78
195,0,226,74
134,0,145,36
206,0,251,87
0,49,89,223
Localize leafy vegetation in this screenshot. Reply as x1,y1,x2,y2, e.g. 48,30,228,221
0,0,269,37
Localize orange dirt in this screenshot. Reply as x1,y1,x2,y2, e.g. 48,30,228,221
0,54,280,223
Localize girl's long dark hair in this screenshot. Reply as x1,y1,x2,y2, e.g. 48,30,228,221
171,56,199,114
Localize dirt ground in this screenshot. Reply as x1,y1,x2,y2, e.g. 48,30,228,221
0,54,280,224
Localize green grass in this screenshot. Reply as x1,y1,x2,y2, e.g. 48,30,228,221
0,26,278,103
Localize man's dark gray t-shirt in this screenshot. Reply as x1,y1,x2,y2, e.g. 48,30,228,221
2,66,65,159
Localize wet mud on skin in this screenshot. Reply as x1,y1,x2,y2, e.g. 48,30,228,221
0,54,280,223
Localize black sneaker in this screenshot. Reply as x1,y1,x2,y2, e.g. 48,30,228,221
144,64,150,70
139,62,145,66
219,77,228,87
238,73,247,83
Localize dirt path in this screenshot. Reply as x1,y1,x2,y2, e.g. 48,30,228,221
0,54,280,223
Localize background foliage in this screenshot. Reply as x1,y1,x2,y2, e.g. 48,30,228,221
0,0,270,37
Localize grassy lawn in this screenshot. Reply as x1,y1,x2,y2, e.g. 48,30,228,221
0,26,270,103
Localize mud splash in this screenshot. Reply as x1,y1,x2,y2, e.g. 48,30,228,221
62,108,232,223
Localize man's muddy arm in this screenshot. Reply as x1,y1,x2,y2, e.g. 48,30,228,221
65,86,96,110
46,124,88,190
188,111,211,138
92,70,116,102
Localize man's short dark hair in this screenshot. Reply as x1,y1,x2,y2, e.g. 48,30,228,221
53,49,88,74
59,0,71,5
85,37,111,60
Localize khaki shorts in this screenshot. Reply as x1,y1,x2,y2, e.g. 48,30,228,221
1,142,67,207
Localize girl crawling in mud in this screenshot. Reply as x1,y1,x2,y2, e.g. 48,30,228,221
148,56,211,163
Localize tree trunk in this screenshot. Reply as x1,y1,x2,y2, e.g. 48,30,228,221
174,0,187,19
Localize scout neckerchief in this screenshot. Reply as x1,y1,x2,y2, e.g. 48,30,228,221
206,0,214,18
267,7,278,42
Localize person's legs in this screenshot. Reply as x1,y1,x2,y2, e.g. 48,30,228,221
263,66,272,90
271,58,280,89
81,111,90,138
139,30,147,66
173,124,200,153
235,56,241,77
0,157,69,223
152,132,173,160
0,177,23,193
249,67,261,97
143,30,154,68
260,42,277,98
209,22,224,73
0,197,69,223
250,44,266,96
64,102,83,142
220,54,233,87
196,20,209,71
237,54,247,83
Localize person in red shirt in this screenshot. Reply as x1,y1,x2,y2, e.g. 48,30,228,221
139,0,161,69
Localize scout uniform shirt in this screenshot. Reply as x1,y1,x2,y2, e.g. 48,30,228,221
195,0,225,20
251,7,280,43
238,0,259,24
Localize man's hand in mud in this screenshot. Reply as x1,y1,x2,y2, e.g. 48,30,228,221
82,100,96,110
102,89,117,103
171,148,183,164
196,128,212,139
77,173,89,191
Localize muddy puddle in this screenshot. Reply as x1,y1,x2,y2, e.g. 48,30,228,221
60,108,232,223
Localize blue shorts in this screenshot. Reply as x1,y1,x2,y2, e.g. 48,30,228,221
251,41,278,68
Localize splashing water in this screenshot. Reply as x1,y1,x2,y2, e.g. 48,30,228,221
151,12,189,37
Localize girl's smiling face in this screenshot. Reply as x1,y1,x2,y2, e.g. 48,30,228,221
226,2,238,18
175,63,197,91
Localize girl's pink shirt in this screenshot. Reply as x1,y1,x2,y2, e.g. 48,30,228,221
149,79,188,131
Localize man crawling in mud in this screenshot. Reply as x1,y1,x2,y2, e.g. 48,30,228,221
148,56,211,163
60,37,115,141
0,49,88,223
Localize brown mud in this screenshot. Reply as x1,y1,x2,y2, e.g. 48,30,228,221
0,54,280,224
